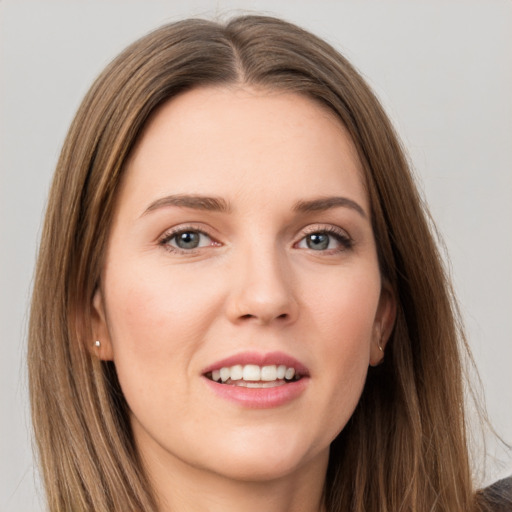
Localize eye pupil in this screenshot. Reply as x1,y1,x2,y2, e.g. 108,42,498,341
307,233,329,250
176,232,200,249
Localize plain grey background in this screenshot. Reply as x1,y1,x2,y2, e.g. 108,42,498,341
1,1,511,510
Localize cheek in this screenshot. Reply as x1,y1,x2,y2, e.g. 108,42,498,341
102,263,227,427
303,269,380,435
105,262,221,349
102,261,227,403
306,267,381,355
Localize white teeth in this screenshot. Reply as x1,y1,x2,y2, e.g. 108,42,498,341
241,381,286,388
209,364,299,383
242,364,261,381
276,365,287,379
261,365,277,381
230,364,243,380
220,367,230,383
284,367,295,380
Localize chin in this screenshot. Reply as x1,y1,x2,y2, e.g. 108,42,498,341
198,427,329,483
208,451,322,483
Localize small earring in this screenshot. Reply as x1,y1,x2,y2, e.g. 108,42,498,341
94,340,101,348
378,340,384,353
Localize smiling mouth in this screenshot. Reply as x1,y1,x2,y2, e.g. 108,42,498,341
205,364,303,388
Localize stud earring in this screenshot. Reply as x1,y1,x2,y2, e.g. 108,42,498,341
378,339,384,353
94,340,101,348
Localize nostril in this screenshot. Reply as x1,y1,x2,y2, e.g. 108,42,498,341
238,312,289,322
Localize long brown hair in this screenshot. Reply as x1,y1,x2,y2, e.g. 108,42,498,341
29,15,483,511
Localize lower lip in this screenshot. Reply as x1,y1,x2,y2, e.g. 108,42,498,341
203,377,309,409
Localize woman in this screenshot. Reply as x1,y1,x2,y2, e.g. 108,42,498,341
28,15,510,512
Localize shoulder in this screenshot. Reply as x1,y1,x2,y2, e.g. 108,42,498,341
476,476,512,512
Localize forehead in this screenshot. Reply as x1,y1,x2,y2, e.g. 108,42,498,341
119,86,368,215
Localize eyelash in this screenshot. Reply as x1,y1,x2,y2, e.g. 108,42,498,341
297,226,354,253
158,225,217,254
158,225,353,254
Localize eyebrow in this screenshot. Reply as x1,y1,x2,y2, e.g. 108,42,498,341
293,196,367,218
142,194,231,216
142,193,366,219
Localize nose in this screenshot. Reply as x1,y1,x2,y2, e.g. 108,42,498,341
225,245,299,326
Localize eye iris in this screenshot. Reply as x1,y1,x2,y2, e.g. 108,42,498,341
307,233,329,250
176,232,200,249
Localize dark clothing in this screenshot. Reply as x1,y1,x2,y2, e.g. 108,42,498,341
477,476,512,511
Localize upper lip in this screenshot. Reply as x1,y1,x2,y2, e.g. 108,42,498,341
201,351,310,377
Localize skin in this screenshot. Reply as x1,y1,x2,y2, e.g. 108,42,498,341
92,86,395,512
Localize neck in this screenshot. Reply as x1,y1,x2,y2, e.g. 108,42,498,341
143,445,328,512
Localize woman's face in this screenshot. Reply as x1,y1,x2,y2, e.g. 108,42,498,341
93,86,394,484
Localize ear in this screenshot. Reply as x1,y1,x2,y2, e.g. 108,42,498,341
90,287,115,361
369,281,396,366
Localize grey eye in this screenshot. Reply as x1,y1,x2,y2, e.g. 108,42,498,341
165,230,213,250
297,229,352,252
306,233,330,250
174,231,201,249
